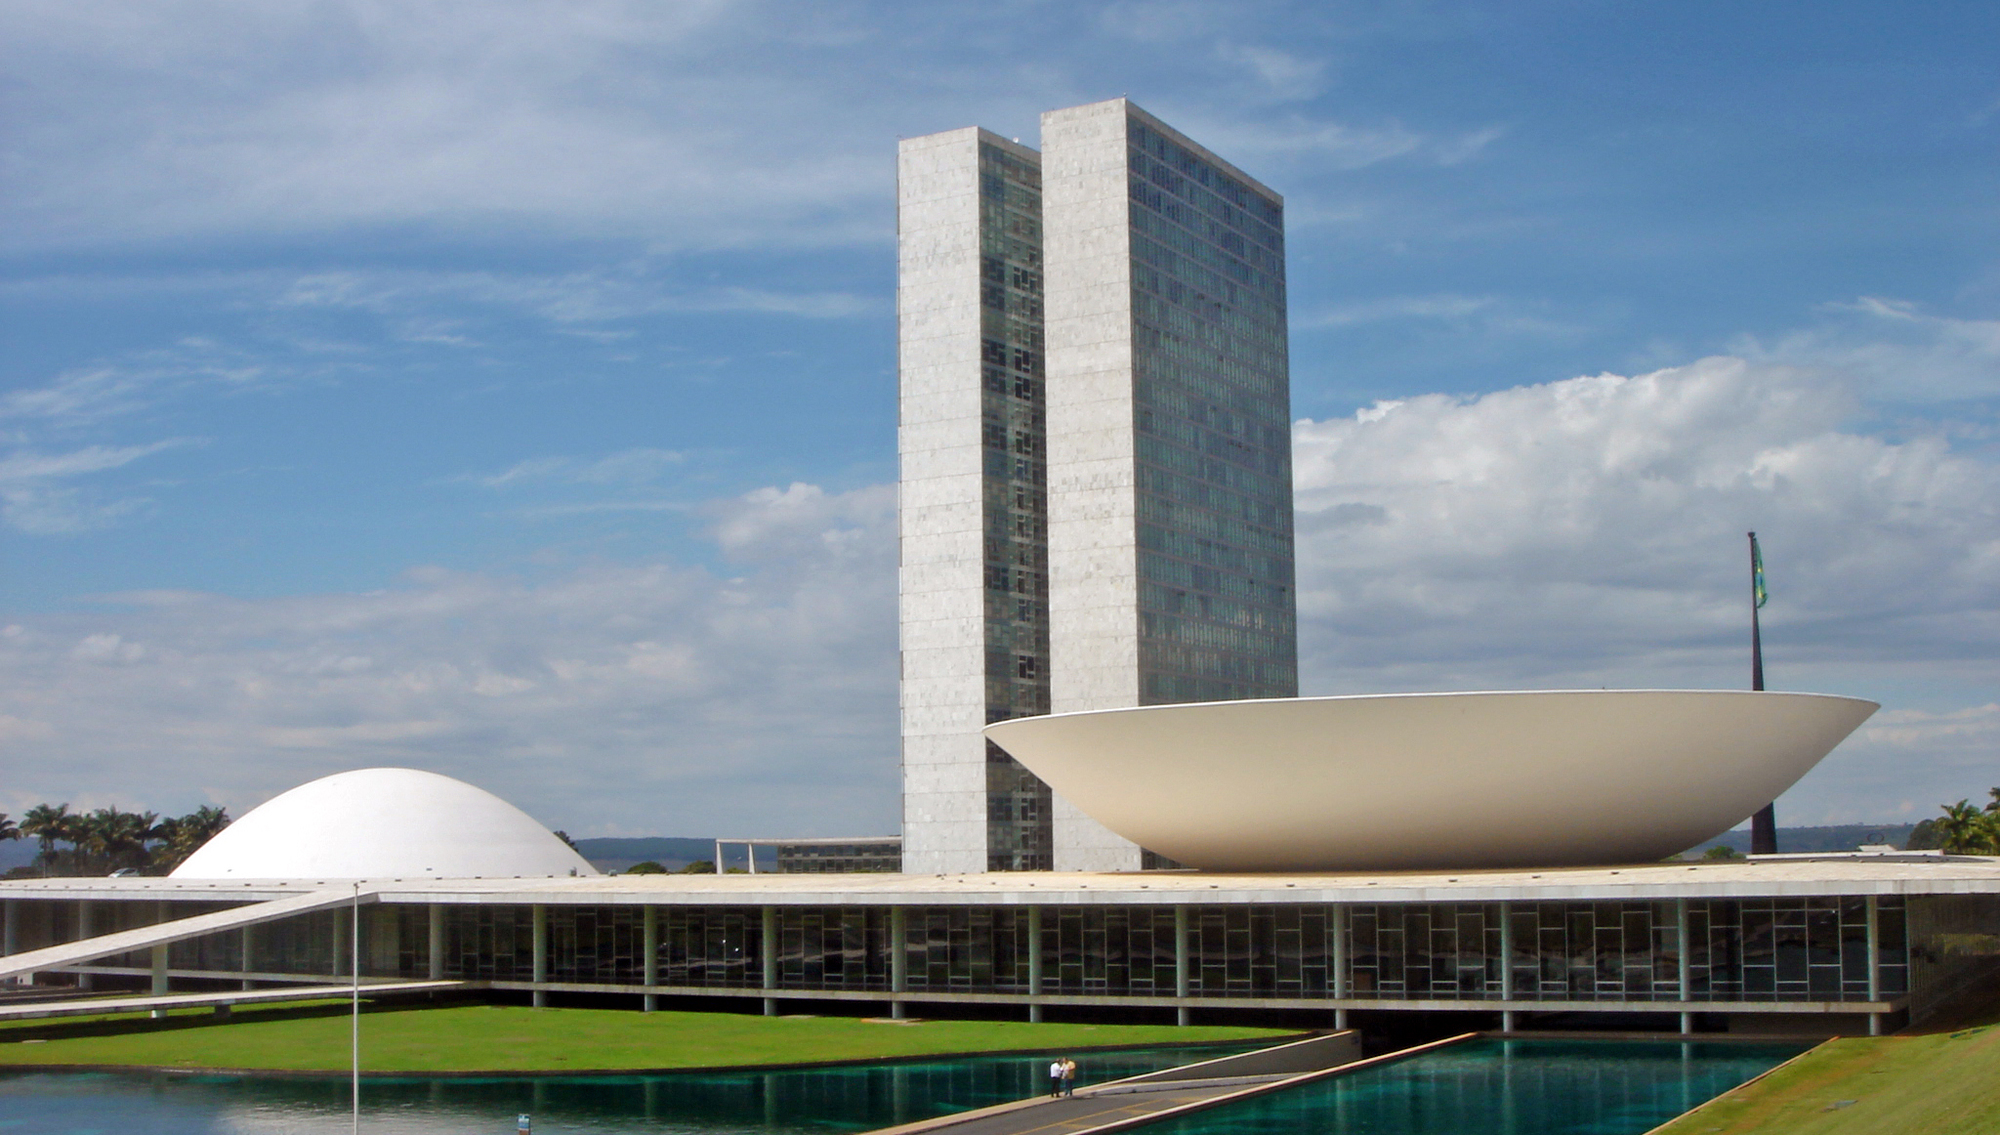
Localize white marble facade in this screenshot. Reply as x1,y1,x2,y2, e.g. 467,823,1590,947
897,127,993,875
1040,100,1149,871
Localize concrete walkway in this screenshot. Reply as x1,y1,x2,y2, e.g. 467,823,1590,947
861,1031,1433,1135
0,979,463,1023
885,1075,1297,1135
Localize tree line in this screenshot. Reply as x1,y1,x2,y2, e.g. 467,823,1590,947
1905,788,2000,855
0,803,231,877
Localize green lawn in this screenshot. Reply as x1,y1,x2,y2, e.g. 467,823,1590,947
0,1000,1295,1073
1654,1023,2000,1135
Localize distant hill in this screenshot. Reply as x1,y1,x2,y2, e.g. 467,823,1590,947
1685,823,1919,857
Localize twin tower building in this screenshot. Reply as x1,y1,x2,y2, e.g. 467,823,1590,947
898,99,1299,874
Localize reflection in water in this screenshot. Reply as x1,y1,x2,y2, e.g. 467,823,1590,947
0,1043,1253,1135
0,1039,1801,1135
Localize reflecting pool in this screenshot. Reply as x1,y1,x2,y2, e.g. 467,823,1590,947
1144,1038,1803,1135
0,1042,1255,1135
0,1038,1802,1135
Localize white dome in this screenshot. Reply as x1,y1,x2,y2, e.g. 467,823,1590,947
171,768,599,879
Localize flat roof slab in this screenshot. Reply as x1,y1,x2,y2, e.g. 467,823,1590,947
5,857,1998,906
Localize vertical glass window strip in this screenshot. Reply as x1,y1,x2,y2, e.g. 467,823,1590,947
653,907,759,988
897,906,1027,993
1335,900,1884,1005
978,141,1051,872
1175,906,1332,999
777,906,894,991
162,902,247,974
440,906,531,982
1876,896,1907,997
1907,894,2000,1019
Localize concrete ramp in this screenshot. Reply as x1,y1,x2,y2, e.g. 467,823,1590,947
1107,1032,1362,1085
0,979,464,1022
862,1032,1474,1135
0,889,359,983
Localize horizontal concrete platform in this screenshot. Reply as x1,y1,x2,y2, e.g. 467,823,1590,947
0,980,462,1022
4,856,1999,907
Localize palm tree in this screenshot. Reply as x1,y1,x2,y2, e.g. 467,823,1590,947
71,808,157,873
21,803,71,860
71,809,111,873
109,809,160,872
1933,800,2000,856
0,814,17,843
152,806,230,871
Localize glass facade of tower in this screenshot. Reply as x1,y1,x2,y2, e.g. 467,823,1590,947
977,142,1053,871
1125,118,1298,704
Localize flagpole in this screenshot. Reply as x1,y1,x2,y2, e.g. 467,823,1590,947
1748,532,1777,855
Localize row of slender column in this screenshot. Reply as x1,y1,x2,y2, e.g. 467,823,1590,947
504,902,1093,1022
149,901,168,1018
0,895,1893,1036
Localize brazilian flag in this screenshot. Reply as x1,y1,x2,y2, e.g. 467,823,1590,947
1751,534,1769,609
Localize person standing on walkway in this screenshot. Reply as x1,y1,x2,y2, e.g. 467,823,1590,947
1061,1057,1076,1097
1049,1058,1065,1098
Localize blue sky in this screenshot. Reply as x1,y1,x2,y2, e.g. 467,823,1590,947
3,1,1997,839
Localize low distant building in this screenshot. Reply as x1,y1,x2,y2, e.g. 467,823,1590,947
775,840,902,874
712,837,902,875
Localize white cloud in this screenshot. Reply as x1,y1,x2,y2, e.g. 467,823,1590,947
6,358,1991,833
1,339,271,431
70,633,146,664
1735,297,2000,403
1292,355,2000,821
710,482,896,561
276,268,880,325
1,1,893,252
0,441,188,482
1216,43,1328,102
1098,1,1221,44
0,440,194,534
1802,703,2000,824
0,480,898,836
1300,293,1582,338
473,448,686,490
0,1,1493,254
1865,703,2000,750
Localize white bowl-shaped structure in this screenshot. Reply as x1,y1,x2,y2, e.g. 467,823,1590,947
985,691,1877,872
171,768,599,879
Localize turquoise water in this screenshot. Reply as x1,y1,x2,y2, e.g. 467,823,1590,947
0,1043,1255,1135
1143,1039,1803,1135
0,1038,1799,1135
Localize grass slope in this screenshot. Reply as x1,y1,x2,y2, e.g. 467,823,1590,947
1654,1024,2000,1135
0,1001,1293,1074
